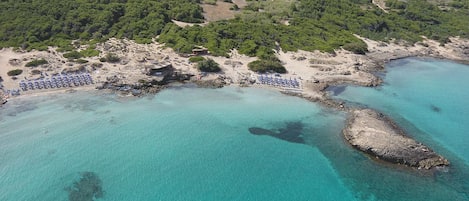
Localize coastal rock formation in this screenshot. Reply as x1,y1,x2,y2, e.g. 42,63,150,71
193,77,227,88
343,109,449,169
96,70,193,96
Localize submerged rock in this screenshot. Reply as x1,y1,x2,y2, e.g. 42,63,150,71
343,109,449,169
249,127,277,136
249,122,304,143
430,104,441,112
66,172,104,201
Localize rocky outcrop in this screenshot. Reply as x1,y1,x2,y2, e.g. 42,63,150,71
96,75,164,96
96,71,193,96
343,109,449,169
193,77,227,88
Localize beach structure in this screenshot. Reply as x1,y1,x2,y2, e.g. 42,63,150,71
145,62,174,77
191,47,209,55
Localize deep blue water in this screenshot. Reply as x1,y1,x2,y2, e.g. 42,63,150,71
1,57,469,201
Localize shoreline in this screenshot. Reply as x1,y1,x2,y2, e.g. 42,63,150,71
2,36,468,103
2,36,469,170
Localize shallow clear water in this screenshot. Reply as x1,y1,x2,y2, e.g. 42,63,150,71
0,87,354,201
332,58,469,164
330,58,469,200
1,62,469,201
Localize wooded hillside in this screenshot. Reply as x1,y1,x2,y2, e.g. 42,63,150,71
1,0,468,56
0,0,203,50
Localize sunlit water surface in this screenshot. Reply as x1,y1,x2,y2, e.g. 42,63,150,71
1,59,469,201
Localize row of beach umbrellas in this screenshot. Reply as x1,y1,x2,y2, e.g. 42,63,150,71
3,89,21,96
19,73,93,91
257,74,300,88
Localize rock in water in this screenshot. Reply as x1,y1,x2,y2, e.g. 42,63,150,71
248,127,278,136
343,109,449,169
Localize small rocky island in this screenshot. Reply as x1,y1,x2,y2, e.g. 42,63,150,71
343,109,449,169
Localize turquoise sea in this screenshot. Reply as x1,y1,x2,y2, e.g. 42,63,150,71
0,58,468,200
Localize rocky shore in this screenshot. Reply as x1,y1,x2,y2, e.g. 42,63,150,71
95,70,194,96
343,109,450,169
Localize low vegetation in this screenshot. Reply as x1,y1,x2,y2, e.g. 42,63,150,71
204,0,217,5
75,59,89,64
63,48,100,60
31,69,42,75
189,56,206,62
25,59,48,67
7,69,23,76
63,51,83,59
80,48,100,57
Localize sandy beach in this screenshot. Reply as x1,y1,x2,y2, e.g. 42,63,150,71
1,36,469,105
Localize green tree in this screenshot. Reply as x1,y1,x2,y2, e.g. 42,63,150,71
0,0,205,50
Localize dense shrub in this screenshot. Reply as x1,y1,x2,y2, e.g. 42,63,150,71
76,59,89,64
25,59,48,67
342,42,368,55
197,59,221,72
80,49,100,57
63,51,83,59
7,69,23,76
248,59,286,73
